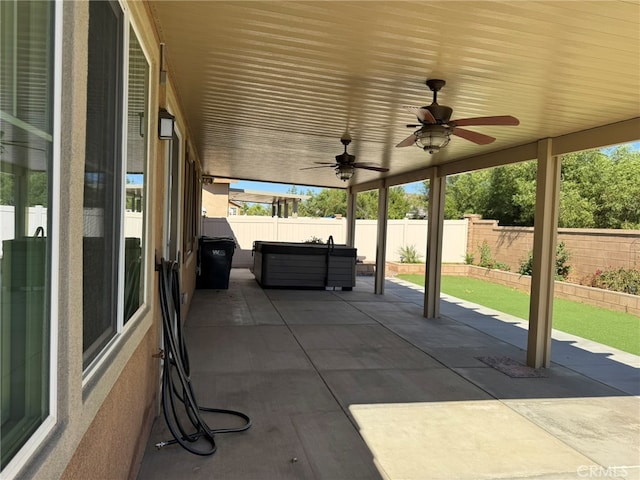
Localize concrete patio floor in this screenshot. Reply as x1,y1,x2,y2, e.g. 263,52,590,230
138,269,640,480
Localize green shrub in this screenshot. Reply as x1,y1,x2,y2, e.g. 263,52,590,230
518,241,571,280
304,236,324,244
464,252,475,265
477,241,510,271
590,267,640,295
518,252,532,276
398,245,423,264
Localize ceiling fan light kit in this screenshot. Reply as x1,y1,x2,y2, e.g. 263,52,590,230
335,164,354,181
414,124,451,153
397,79,519,154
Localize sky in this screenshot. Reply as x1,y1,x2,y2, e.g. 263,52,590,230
233,179,426,195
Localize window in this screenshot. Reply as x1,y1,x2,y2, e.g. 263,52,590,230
0,0,55,469
83,0,123,367
124,27,149,323
83,1,149,369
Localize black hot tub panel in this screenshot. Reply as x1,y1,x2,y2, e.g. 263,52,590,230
253,241,356,289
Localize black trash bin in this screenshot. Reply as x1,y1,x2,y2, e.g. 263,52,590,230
197,236,236,289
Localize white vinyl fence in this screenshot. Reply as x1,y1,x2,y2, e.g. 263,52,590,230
201,216,468,268
0,205,48,257
1,206,143,257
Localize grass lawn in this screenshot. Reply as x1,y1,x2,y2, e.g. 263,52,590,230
397,274,640,356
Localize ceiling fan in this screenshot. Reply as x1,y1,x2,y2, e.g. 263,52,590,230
302,135,389,181
396,79,519,153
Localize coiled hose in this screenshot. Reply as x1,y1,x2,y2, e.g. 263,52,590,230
156,259,251,455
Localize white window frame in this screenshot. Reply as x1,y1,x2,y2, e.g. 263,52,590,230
82,1,152,383
1,0,62,476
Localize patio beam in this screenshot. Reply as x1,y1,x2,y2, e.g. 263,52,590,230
424,168,445,318
439,143,538,177
527,138,561,368
552,117,640,156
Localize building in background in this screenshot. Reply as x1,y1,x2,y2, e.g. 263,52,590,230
202,178,309,217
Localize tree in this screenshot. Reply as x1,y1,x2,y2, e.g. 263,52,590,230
560,146,640,228
244,203,270,216
355,190,377,219
594,147,640,228
298,188,347,217
297,186,412,219
0,172,13,205
440,145,639,229
387,187,412,219
481,162,536,225
0,171,48,207
28,172,48,207
444,170,490,219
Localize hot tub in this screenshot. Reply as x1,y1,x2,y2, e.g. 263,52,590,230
253,240,357,289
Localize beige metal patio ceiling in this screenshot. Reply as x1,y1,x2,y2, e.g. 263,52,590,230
149,1,640,189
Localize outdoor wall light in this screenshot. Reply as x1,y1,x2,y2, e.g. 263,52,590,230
158,108,175,140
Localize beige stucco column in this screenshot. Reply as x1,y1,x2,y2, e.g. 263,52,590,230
424,169,445,318
374,185,389,294
527,138,561,368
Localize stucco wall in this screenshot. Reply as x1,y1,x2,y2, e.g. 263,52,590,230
202,183,231,217
60,327,158,480
18,1,187,479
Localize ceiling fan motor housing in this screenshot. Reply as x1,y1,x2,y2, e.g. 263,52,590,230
336,152,356,164
422,104,453,123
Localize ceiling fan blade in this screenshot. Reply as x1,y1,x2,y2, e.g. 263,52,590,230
396,133,417,148
300,165,335,170
313,161,337,165
353,163,389,172
452,127,496,145
452,115,519,127
406,124,421,128
403,106,436,124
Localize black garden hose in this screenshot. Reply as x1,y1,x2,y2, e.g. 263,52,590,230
156,259,251,455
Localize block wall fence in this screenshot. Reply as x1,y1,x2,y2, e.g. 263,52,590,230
464,214,640,283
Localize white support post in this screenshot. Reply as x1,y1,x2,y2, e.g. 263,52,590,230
346,187,356,247
527,138,561,368
424,169,445,318
374,185,389,294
